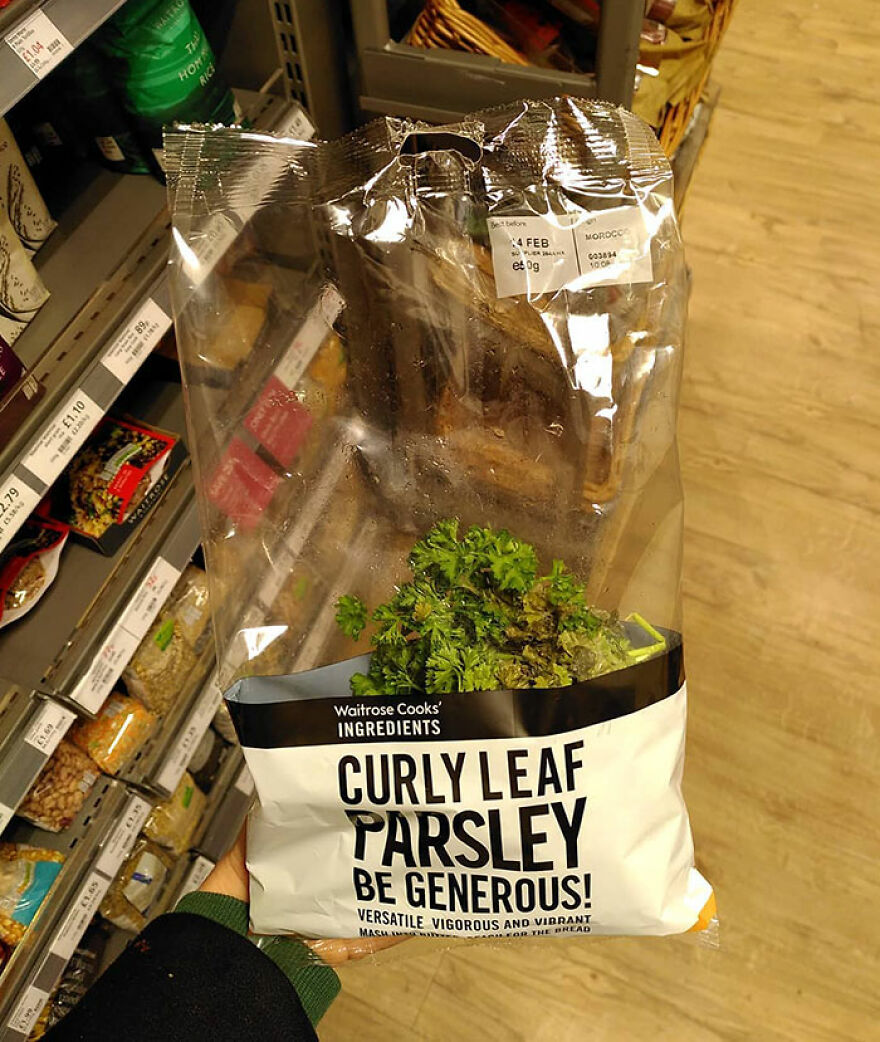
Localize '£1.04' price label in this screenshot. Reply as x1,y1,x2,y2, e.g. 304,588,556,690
5,9,73,80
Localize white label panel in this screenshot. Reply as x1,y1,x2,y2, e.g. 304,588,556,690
5,10,72,80
277,106,315,141
155,685,222,794
177,855,215,900
0,476,40,552
52,871,107,961
233,765,254,796
23,701,76,755
100,298,171,384
487,208,653,298
120,556,181,642
70,627,140,713
96,795,152,880
6,984,50,1035
22,389,101,485
0,801,14,836
274,286,344,390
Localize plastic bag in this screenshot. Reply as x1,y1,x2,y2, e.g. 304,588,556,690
143,771,206,855
18,740,99,832
100,838,172,932
166,97,714,942
0,843,64,946
70,692,156,774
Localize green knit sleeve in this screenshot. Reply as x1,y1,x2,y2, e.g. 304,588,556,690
172,891,340,1026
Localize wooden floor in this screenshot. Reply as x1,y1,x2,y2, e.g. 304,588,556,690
322,2,880,1038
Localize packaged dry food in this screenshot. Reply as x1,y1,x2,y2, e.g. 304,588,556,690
167,564,211,651
0,518,68,630
211,700,237,744
0,208,50,345
44,416,187,554
17,740,99,832
122,614,198,714
167,99,715,943
99,837,173,932
0,843,64,946
70,693,156,774
143,771,206,854
95,0,236,169
0,335,44,442
0,119,56,254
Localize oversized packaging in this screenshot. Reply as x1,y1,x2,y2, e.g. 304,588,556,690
166,97,715,944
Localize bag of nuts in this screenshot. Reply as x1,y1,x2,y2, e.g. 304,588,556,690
18,741,100,833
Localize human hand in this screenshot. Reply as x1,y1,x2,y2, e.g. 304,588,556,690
199,824,407,964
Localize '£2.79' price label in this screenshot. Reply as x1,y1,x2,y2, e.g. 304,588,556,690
0,476,40,553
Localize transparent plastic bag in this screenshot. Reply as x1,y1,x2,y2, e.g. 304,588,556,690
70,692,156,774
143,771,206,855
166,97,714,944
100,837,173,932
17,740,99,832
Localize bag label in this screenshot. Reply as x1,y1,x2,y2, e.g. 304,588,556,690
5,10,72,80
487,209,653,298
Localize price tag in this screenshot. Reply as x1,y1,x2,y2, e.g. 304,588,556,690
21,389,101,485
23,701,75,755
70,627,140,713
95,795,152,880
234,765,254,796
275,287,344,391
5,9,72,80
100,298,171,384
177,855,215,900
277,106,315,141
6,984,50,1035
155,685,220,793
0,475,40,553
52,871,108,961
120,556,181,642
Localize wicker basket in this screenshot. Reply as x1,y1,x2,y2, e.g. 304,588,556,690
408,0,529,66
657,0,737,156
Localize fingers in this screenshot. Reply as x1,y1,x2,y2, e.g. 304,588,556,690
307,934,408,966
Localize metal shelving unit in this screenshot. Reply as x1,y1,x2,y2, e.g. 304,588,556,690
345,0,643,122
0,0,126,117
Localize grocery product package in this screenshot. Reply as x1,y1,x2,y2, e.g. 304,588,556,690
0,118,56,254
42,416,187,553
0,208,50,345
143,770,206,854
100,837,173,932
71,692,157,774
166,97,714,943
0,517,68,630
0,843,65,947
17,740,99,832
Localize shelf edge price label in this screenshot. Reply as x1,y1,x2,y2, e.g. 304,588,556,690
120,555,181,642
178,855,215,900
155,685,219,793
5,9,72,80
0,475,40,553
21,388,101,486
96,794,152,880
100,298,172,383
70,627,139,713
23,701,76,756
6,983,50,1036
51,871,108,962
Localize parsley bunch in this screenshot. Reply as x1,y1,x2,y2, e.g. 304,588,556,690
335,519,633,697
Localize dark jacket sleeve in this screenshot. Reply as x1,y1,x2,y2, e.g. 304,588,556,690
45,895,339,1042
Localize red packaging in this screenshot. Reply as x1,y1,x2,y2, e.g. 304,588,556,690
0,517,68,629
207,437,281,531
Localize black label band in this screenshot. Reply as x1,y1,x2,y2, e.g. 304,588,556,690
226,641,684,749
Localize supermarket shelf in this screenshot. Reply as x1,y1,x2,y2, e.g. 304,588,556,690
0,0,126,117
672,82,721,213
0,692,76,836
0,89,298,556
0,782,150,1040
193,747,251,861
349,0,643,121
0,381,198,703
